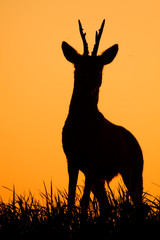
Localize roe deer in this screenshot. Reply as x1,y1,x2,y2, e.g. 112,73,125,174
62,20,143,215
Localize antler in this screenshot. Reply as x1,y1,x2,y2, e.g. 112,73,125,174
92,19,105,56
78,20,89,56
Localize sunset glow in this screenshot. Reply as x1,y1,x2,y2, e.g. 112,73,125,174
0,0,160,200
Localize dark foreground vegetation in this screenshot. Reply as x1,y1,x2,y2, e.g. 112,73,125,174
0,183,160,240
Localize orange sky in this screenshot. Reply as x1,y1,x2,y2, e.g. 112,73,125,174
0,0,160,201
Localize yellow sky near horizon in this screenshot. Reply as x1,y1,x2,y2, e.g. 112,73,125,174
0,0,160,201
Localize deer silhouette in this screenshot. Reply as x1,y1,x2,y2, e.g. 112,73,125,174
62,20,143,215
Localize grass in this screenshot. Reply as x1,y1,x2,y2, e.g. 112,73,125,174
0,182,160,240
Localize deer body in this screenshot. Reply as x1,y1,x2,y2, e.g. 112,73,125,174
62,20,143,214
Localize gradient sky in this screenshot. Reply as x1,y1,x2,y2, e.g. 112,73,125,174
0,0,160,200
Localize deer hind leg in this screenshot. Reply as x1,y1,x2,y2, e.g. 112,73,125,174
92,179,111,216
121,168,143,206
122,167,144,223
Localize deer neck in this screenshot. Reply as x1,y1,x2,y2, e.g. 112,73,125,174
68,86,99,120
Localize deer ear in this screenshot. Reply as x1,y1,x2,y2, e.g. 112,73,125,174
100,44,118,65
62,41,79,63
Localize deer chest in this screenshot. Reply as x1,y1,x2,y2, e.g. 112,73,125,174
62,119,95,157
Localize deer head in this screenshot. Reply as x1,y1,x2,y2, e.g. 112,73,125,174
62,20,118,94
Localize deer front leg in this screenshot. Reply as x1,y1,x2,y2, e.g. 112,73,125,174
92,179,111,216
80,175,93,215
68,164,79,217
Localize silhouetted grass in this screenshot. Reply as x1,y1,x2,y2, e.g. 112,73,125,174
0,182,160,240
